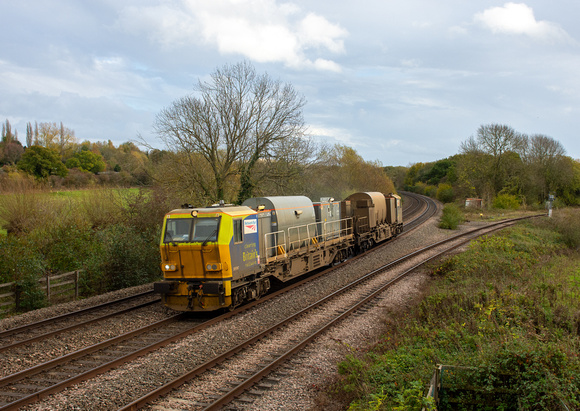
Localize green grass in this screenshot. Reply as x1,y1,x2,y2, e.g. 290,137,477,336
46,187,140,198
336,212,580,410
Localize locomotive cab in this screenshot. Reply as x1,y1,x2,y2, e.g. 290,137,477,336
155,204,264,311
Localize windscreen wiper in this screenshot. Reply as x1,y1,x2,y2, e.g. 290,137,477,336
202,229,218,246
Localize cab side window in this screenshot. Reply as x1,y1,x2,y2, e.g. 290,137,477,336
233,219,243,244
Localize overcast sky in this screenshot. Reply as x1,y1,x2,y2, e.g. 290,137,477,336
1,1,579,166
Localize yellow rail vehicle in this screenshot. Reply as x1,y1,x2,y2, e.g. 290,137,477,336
155,193,403,312
155,204,266,311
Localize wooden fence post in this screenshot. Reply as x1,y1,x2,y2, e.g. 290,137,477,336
14,284,21,311
75,270,79,300
46,272,50,303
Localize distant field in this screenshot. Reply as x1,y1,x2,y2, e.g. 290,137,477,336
46,187,141,198
0,187,144,236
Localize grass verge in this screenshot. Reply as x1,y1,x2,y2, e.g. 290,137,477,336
336,209,580,410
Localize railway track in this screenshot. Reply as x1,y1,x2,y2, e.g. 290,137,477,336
1,193,535,410
400,191,438,231
120,214,542,410
0,193,434,410
0,290,159,353
401,190,423,217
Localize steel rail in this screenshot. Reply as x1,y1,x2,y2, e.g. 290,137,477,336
203,216,544,410
400,191,438,232
1,194,435,410
0,298,160,353
121,214,544,410
0,289,155,340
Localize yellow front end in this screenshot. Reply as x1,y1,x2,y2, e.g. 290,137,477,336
155,209,234,311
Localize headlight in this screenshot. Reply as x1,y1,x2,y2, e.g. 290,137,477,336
164,264,177,271
205,263,220,271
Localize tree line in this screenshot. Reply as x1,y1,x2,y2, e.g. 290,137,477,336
2,61,579,209
1,120,153,189
390,124,580,208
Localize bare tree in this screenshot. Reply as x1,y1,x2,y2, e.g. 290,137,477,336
2,119,13,144
37,122,76,158
154,61,308,203
34,122,39,145
26,122,33,148
524,134,569,201
460,124,527,196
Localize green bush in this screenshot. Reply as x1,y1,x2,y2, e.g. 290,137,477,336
101,225,162,289
0,236,46,283
436,183,454,203
0,187,171,311
80,224,162,294
14,273,47,311
439,204,463,229
493,193,520,209
424,184,437,198
0,235,47,310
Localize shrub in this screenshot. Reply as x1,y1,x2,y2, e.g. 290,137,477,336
62,168,96,188
119,187,175,234
83,225,162,292
424,184,438,198
80,188,123,229
439,204,463,229
0,235,47,310
31,221,95,273
436,183,454,203
551,208,580,249
493,193,520,209
0,236,45,283
0,189,45,235
14,273,47,311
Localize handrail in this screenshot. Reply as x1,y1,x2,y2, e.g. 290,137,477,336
264,217,355,263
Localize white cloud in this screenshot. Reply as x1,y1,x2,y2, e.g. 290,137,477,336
0,50,176,105
308,125,359,147
116,0,347,71
475,3,572,42
298,13,346,53
312,58,342,72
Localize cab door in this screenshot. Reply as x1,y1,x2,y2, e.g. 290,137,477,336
229,215,260,280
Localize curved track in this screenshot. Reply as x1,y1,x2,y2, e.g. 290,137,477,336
0,193,452,410
121,213,543,411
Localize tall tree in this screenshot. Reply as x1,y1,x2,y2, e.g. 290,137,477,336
37,121,76,158
523,134,569,202
37,122,60,149
154,61,308,203
17,145,68,179
34,122,39,145
26,122,33,148
460,124,526,196
2,119,13,144
303,145,395,200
